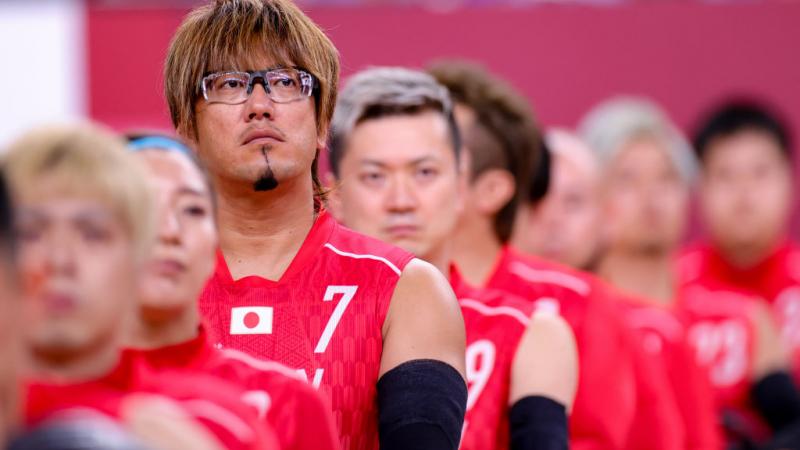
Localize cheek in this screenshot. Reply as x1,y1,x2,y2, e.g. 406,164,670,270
342,186,386,223
286,106,321,152
83,248,137,298
185,223,218,260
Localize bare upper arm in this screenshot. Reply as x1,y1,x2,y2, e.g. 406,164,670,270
509,311,578,411
379,258,466,378
752,299,789,380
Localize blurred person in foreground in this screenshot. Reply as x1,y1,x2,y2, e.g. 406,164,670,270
327,66,577,450
3,123,280,450
124,133,340,450
426,60,678,450
0,158,155,450
679,101,800,383
0,170,24,446
577,97,800,449
515,124,721,449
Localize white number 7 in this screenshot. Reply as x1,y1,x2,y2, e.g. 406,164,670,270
314,285,358,354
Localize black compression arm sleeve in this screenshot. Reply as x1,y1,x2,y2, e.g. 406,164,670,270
751,371,800,431
377,359,467,450
509,395,568,450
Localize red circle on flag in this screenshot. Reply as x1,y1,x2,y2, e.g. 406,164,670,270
244,311,260,329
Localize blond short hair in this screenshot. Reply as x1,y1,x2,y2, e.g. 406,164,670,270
164,0,340,139
578,96,697,184
3,123,155,262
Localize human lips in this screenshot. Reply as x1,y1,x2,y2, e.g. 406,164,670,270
149,258,187,278
241,128,285,146
385,224,419,238
40,291,78,314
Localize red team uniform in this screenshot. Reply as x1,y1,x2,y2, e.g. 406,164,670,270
616,294,721,450
199,211,415,450
450,267,532,450
24,350,280,450
681,241,800,382
130,326,340,450
677,280,769,443
481,246,638,450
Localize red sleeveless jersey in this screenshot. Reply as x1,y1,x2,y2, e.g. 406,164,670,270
451,267,531,450
676,281,769,443
129,326,340,450
617,295,721,450
680,241,800,383
199,212,415,450
485,246,637,450
24,350,280,450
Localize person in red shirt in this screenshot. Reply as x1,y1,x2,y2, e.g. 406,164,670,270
0,170,23,447
124,133,340,450
163,2,468,449
516,124,722,450
425,61,663,450
575,96,800,448
325,66,577,450
4,123,278,450
678,101,800,380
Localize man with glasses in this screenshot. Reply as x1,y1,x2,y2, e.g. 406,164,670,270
164,2,468,450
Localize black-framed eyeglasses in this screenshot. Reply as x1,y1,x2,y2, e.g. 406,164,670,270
200,68,316,105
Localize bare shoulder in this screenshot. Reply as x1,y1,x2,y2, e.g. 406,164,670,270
380,258,466,377
393,258,458,305
510,312,578,410
751,296,789,378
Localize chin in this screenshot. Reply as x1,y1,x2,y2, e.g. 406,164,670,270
140,300,189,323
388,238,423,257
29,329,90,357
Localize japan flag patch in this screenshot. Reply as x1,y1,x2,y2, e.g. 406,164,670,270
230,306,273,335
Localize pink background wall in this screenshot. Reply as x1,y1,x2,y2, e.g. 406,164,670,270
86,2,800,234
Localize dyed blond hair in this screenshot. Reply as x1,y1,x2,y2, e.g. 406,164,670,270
164,0,340,139
3,123,155,262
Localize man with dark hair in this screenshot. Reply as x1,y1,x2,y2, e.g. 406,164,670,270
428,60,650,450
165,2,467,449
679,100,800,383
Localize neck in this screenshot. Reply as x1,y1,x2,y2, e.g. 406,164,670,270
717,238,782,270
597,247,676,306
215,174,316,280
422,239,454,282
451,214,503,287
28,336,121,383
128,306,200,350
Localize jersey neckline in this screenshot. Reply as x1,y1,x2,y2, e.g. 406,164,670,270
213,210,337,287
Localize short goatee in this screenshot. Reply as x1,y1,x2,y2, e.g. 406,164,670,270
253,145,279,191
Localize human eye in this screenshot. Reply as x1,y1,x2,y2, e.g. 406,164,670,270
414,166,439,182
78,222,112,243
359,171,386,187
181,201,209,219
213,74,247,91
270,75,298,89
15,220,42,243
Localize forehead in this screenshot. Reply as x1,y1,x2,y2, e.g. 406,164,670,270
346,112,455,165
207,44,295,74
612,136,675,170
18,195,116,222
705,129,787,165
553,152,598,191
137,150,207,190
